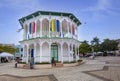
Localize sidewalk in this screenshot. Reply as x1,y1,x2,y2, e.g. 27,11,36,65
0,56,119,81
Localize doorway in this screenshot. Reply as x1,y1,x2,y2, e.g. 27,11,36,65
51,43,58,61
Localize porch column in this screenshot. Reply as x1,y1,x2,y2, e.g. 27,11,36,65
26,44,29,63
60,21,62,37
60,43,63,63
71,44,73,61
68,44,70,62
75,45,77,61
34,21,37,38
71,22,72,38
23,25,26,40
40,20,42,37
49,19,51,38
40,43,42,62
49,42,51,63
67,22,69,37
34,43,36,62
76,27,78,39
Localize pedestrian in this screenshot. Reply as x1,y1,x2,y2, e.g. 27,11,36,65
51,57,56,67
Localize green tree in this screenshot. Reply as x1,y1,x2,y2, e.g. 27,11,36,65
0,45,17,54
0,45,4,53
91,37,100,52
79,40,91,54
101,39,118,51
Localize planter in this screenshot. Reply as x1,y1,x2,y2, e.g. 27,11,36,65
34,64,52,69
64,62,78,67
17,64,24,68
78,61,84,65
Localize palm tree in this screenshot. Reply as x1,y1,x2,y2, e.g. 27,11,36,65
91,37,100,45
91,37,100,52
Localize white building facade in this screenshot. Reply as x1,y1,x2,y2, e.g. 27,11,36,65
19,11,81,64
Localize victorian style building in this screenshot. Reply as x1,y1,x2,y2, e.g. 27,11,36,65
19,11,81,64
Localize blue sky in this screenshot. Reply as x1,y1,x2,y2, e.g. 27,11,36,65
0,0,120,45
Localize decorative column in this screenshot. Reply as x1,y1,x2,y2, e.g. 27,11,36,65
26,44,29,63
70,22,72,38
75,45,77,61
49,17,51,38
78,44,80,59
60,20,62,38
27,23,29,39
75,24,77,39
60,43,63,63
34,43,36,63
76,46,78,61
34,21,37,38
67,22,69,37
23,24,26,40
71,44,73,61
49,42,51,63
76,27,78,39
78,45,80,59
40,20,42,37
40,43,42,62
68,43,70,62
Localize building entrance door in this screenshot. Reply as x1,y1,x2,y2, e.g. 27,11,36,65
51,44,58,61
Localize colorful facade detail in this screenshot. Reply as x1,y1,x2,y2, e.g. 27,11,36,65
19,11,81,64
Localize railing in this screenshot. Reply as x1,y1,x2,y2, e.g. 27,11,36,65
23,33,78,40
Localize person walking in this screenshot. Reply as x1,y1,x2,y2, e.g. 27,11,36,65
51,57,56,67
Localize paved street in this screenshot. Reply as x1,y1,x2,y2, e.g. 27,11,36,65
0,56,120,81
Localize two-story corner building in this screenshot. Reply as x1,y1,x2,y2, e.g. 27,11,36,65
19,11,81,64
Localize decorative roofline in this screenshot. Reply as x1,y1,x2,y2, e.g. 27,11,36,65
19,11,81,28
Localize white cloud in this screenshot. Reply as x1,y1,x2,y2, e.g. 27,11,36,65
0,0,41,12
81,0,120,16
97,0,110,10
80,0,120,24
81,0,110,12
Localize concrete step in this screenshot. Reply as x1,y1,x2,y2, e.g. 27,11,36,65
55,62,63,67
23,64,30,69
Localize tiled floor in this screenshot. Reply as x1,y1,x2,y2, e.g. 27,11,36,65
0,56,120,81
0,74,57,81
84,66,120,81
84,58,120,81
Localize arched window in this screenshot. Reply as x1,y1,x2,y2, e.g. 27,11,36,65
68,22,71,33
72,24,75,35
62,19,67,34
50,19,55,32
50,19,60,32
24,24,28,39
56,20,60,32
36,20,40,35
24,24,28,34
42,18,49,37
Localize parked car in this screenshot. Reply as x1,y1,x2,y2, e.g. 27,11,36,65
85,53,92,57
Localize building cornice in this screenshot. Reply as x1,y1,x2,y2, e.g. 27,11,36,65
19,37,81,44
19,11,81,28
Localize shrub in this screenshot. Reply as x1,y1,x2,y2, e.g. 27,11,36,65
18,62,26,64
63,61,76,64
35,62,50,64
77,60,83,62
